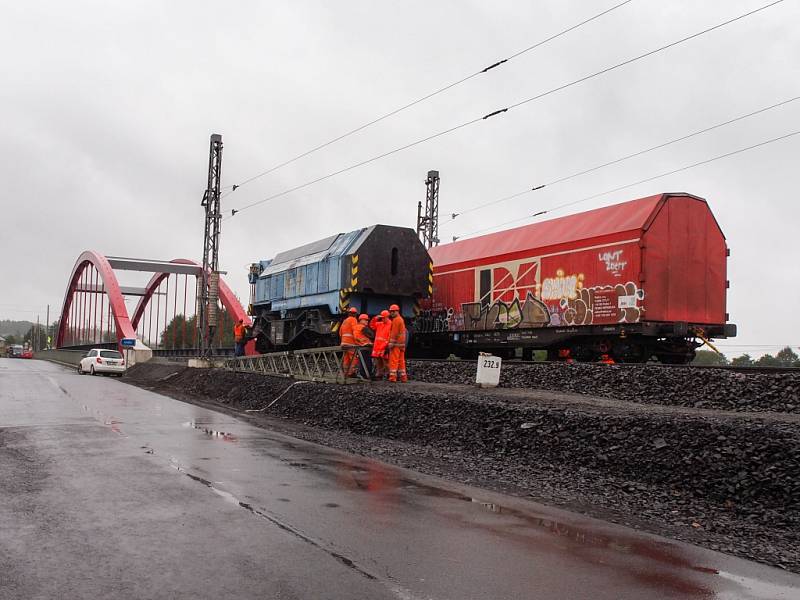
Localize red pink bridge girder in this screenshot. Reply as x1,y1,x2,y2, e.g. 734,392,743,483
56,251,251,350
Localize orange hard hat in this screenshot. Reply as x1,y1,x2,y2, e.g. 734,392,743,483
389,304,400,311
359,314,369,321
348,307,358,314
380,310,389,317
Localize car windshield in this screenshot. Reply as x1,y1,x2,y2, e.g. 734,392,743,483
100,350,123,359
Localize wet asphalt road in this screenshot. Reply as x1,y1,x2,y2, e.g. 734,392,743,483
1,358,799,600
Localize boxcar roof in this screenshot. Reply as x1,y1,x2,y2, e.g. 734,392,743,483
429,193,711,269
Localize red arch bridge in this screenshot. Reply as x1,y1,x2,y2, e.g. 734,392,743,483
56,251,253,361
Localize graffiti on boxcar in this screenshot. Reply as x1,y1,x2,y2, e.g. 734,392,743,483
541,270,584,301
413,306,462,333
598,249,628,277
461,292,550,331
557,281,645,325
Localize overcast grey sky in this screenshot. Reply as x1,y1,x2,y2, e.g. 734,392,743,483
1,0,798,356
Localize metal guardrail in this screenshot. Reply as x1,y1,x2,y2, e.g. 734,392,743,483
220,346,367,384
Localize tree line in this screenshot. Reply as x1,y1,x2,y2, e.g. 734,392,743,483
692,347,800,367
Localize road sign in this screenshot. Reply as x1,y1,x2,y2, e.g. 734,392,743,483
121,338,136,347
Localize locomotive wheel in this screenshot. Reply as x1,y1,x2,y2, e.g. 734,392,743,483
612,341,650,363
656,352,694,365
254,333,274,355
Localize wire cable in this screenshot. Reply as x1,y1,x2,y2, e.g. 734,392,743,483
222,0,635,195
453,129,800,239
444,95,799,224
229,0,784,218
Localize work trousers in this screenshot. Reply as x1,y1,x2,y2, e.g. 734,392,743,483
388,346,407,382
343,347,372,378
342,349,357,376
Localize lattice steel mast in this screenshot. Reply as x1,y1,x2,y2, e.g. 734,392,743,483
198,134,223,357
416,170,440,249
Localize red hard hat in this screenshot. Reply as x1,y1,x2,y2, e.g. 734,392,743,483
359,314,369,321
380,310,389,317
389,304,400,311
348,307,358,314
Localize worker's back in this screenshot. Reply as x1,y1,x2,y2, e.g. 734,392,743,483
340,315,357,345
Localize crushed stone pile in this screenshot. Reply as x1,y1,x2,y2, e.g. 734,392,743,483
408,361,800,413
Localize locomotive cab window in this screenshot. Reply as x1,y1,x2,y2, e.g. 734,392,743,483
391,247,398,276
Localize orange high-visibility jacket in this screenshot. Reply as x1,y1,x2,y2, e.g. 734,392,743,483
234,323,247,342
372,319,391,356
339,316,357,346
353,323,372,346
388,315,406,348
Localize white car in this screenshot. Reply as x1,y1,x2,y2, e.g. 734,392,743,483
78,349,126,376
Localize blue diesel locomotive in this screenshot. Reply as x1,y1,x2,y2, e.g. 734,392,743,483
248,224,432,352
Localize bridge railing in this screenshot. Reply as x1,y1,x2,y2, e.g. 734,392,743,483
152,347,236,358
220,346,368,384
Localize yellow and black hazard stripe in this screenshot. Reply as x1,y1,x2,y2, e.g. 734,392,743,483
334,285,355,332
338,287,354,312
427,261,434,296
350,254,359,289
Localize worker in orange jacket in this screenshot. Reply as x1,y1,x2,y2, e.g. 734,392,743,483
233,319,247,357
352,313,374,378
387,304,407,382
370,310,391,380
339,307,359,376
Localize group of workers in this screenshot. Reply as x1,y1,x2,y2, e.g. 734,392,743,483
339,304,407,382
233,305,408,382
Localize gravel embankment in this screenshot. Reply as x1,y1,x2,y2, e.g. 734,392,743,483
125,363,800,572
408,361,800,413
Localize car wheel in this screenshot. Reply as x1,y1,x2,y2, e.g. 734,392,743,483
77,364,83,375
90,365,96,376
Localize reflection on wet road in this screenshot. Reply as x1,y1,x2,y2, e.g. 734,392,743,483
1,358,798,600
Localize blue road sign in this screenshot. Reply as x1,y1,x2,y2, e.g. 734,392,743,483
121,338,136,347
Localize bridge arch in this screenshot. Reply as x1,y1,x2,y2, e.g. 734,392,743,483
56,250,137,348
56,251,250,353
130,258,251,331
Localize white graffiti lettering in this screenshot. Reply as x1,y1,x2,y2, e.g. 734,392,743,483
541,273,579,300
598,249,627,276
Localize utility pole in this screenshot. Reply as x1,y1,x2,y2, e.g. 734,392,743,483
416,170,440,249
45,304,50,349
198,134,224,358
35,314,40,352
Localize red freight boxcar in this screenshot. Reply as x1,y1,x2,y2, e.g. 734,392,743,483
417,193,736,363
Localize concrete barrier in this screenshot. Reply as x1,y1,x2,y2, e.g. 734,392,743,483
35,346,153,368
34,349,87,367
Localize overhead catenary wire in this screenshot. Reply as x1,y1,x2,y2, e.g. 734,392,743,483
453,129,800,239
221,0,636,196
228,0,785,218
443,95,800,225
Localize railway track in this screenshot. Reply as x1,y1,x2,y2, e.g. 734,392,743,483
408,358,800,375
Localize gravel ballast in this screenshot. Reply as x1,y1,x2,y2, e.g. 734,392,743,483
408,361,800,413
124,363,800,572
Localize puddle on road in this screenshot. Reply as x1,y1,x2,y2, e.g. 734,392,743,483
183,420,238,442
318,456,758,597
716,571,798,600
79,404,125,436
